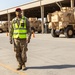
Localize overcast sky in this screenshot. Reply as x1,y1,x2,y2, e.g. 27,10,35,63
0,0,33,10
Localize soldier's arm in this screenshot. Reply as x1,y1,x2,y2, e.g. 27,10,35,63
9,21,14,41
26,18,31,42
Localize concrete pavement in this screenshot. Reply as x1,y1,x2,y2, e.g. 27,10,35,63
0,33,75,75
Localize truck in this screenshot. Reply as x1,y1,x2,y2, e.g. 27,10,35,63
0,22,8,33
29,17,42,33
47,7,75,38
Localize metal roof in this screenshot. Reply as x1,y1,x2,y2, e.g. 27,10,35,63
0,0,63,15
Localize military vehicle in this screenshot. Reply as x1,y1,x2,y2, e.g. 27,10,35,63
48,7,75,38
29,17,42,33
0,22,8,33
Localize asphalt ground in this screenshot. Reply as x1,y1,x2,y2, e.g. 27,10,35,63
0,33,75,75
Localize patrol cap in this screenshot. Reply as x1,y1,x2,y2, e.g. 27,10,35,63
15,8,22,12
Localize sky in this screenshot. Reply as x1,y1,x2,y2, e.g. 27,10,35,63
0,0,33,10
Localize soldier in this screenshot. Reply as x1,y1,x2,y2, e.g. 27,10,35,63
9,8,31,70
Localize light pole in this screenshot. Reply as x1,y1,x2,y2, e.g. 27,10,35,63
7,10,10,29
71,0,74,7
39,0,44,33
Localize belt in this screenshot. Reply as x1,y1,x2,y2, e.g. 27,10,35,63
14,38,26,40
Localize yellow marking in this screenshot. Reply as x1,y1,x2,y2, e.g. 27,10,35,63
0,63,27,75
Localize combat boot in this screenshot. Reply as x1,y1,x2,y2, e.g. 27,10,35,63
22,64,26,70
17,64,22,70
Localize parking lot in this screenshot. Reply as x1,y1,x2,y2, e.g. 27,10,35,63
0,33,75,75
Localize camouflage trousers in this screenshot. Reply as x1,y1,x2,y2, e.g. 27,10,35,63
13,39,28,65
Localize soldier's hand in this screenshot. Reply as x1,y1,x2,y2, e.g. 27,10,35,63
26,39,30,43
10,40,13,44
28,39,30,43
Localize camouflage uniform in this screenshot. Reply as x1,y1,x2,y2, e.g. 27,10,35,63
9,17,31,66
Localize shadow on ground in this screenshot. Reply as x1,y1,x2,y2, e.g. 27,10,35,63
59,35,75,38
27,64,75,70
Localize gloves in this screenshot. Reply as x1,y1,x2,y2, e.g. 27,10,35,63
10,40,13,44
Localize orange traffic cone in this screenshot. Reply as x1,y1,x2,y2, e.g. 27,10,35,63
6,32,9,36
32,32,35,38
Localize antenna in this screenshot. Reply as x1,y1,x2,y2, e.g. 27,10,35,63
56,2,62,10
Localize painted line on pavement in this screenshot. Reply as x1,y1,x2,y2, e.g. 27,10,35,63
0,63,27,75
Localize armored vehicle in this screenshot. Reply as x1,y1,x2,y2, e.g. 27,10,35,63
48,7,75,38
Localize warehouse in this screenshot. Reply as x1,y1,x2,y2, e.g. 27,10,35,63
0,0,74,33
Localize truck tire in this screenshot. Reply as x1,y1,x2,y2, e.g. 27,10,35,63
51,29,59,37
64,27,73,38
38,30,42,33
31,27,35,31
0,29,3,33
